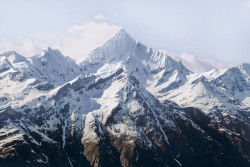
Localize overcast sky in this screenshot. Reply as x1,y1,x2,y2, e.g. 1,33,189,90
0,0,250,66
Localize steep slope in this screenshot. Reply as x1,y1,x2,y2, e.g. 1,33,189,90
81,29,192,100
1,70,249,167
78,29,250,161
163,73,241,112
0,51,41,108
202,68,227,80
0,51,29,69
0,48,85,109
31,47,84,85
0,29,250,167
80,29,247,118
213,63,250,107
0,51,30,77
76,29,250,160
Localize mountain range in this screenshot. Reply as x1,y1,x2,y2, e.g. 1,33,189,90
0,29,250,167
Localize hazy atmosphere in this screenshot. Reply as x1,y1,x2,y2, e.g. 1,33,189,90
1,1,250,166
0,0,250,66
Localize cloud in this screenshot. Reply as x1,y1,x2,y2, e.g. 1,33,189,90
0,22,121,60
93,13,109,21
160,50,228,72
178,53,226,72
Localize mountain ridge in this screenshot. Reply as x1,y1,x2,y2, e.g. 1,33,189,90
0,29,250,167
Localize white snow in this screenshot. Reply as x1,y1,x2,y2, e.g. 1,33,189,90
243,97,250,106
202,68,227,80
0,29,249,163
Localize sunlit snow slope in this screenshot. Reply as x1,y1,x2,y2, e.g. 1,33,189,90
0,29,250,167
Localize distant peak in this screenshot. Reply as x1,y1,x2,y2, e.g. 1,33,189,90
239,62,250,68
1,50,20,56
44,47,57,53
0,50,28,64
6,50,16,54
227,63,250,71
47,47,52,51
238,63,250,74
40,47,62,57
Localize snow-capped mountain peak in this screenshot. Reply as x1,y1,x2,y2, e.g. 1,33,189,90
32,47,72,64
80,29,191,83
202,68,228,80
238,63,250,76
1,30,250,167
0,51,28,64
0,51,30,75
30,48,83,85
85,29,136,64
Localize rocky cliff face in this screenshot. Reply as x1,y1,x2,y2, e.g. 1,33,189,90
0,30,249,167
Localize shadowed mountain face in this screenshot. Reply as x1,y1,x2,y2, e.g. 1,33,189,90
0,30,250,167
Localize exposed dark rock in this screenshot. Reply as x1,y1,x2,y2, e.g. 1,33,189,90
35,82,55,91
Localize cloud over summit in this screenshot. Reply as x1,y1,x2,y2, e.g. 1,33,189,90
0,21,121,60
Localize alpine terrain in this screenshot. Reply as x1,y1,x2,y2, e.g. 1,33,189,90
0,29,250,167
